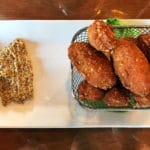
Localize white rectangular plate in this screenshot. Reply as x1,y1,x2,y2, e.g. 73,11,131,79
0,20,149,128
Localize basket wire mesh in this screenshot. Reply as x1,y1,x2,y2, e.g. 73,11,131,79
71,25,150,110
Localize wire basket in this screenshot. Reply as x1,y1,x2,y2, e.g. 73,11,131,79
71,25,150,110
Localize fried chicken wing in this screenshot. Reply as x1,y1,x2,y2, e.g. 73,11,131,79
112,39,150,96
124,37,137,43
134,94,150,107
77,80,105,101
68,42,116,90
104,87,130,107
88,20,116,59
137,33,150,62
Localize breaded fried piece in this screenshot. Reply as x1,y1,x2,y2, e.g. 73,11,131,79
68,42,116,90
77,80,105,101
134,94,150,107
102,51,112,61
112,39,150,96
124,37,137,44
88,20,116,59
137,33,150,62
104,87,130,107
0,39,33,106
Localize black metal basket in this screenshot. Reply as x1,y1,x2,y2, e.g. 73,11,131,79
71,25,150,110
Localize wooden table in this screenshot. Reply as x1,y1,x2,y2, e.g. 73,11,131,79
0,129,150,149
0,0,150,149
0,0,149,19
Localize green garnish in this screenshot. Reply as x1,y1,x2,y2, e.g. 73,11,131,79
79,95,136,109
106,18,141,38
114,28,141,38
80,99,108,108
129,95,135,108
106,18,123,25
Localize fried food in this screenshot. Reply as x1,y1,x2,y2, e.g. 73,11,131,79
134,94,150,107
137,33,150,62
77,80,105,101
68,42,116,90
124,37,137,43
88,20,116,59
103,87,130,107
102,51,112,61
0,39,33,106
112,39,150,96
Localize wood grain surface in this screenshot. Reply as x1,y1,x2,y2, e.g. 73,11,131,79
0,0,149,19
0,129,150,150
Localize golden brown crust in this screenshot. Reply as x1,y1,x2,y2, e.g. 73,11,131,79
134,94,150,107
137,33,150,62
77,80,105,101
68,42,117,90
112,39,150,96
88,20,116,59
102,51,112,61
104,87,130,107
124,37,137,44
0,39,33,106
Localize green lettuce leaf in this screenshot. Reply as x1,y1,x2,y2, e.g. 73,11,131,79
106,18,141,38
80,100,108,108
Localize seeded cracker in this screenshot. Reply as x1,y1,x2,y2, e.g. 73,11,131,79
0,39,33,106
